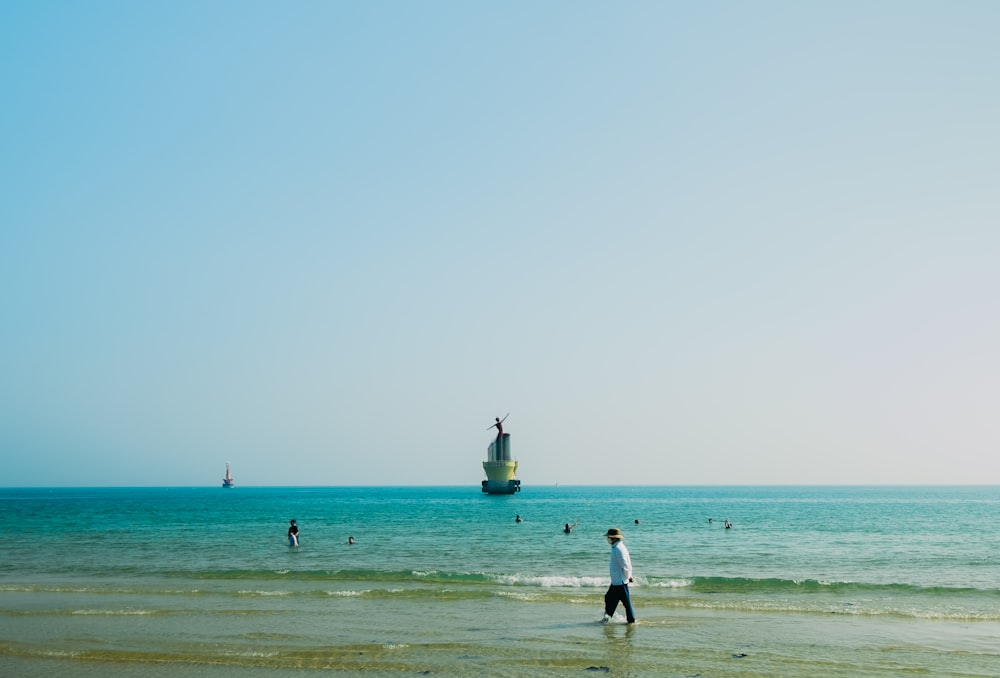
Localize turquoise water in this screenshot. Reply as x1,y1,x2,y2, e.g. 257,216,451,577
1,485,999,676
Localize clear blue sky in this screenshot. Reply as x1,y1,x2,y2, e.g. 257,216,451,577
2,2,998,487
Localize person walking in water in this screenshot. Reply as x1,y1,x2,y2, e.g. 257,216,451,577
287,519,299,547
601,527,636,624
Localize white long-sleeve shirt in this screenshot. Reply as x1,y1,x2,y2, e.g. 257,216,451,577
609,540,633,585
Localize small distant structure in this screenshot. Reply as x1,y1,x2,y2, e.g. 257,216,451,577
222,462,235,488
482,415,520,494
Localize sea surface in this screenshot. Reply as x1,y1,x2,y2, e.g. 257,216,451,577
1,485,998,677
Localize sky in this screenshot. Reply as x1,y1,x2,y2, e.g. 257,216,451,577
2,1,999,487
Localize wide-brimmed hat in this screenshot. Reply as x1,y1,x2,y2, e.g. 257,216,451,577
604,528,623,539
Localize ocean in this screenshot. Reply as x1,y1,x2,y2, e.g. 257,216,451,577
1,485,998,677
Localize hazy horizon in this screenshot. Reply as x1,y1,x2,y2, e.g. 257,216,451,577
3,481,998,490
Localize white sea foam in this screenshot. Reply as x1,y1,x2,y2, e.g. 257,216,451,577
496,590,541,601
649,578,694,588
492,574,607,588
221,650,279,658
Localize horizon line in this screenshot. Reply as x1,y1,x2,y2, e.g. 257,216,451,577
2,483,997,490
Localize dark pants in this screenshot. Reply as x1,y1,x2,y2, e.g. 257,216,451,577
604,584,636,623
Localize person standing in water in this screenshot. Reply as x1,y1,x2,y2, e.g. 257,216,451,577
601,527,636,624
287,519,299,547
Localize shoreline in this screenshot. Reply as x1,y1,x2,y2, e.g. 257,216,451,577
0,594,1000,678
3,607,998,677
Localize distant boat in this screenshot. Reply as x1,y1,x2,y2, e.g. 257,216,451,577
222,462,235,488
